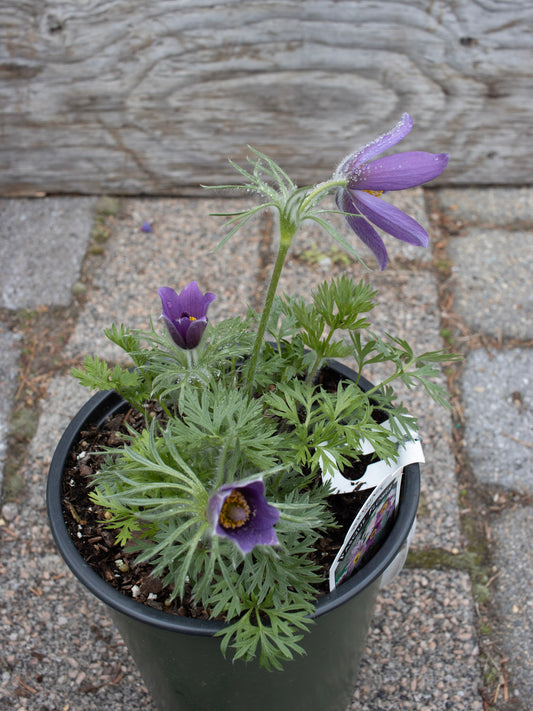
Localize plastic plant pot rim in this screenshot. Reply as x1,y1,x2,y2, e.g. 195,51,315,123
47,378,420,637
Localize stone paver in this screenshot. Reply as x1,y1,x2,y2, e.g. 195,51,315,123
435,187,533,226
0,324,21,496
462,348,533,494
492,507,533,705
0,197,96,310
351,570,482,711
447,229,533,341
292,188,434,268
28,376,94,469
66,198,267,362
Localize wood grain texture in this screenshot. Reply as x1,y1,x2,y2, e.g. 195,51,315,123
1,0,532,195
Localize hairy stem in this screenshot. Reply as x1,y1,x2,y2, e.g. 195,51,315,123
246,221,296,395
298,177,347,214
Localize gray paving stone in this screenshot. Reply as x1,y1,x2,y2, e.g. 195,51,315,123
0,197,96,309
447,228,533,340
462,348,533,493
278,260,444,354
29,376,93,470
0,323,21,496
435,187,533,226
492,506,533,704
292,187,434,268
66,198,265,362
414,434,461,551
1,463,154,711
278,259,460,549
351,569,482,711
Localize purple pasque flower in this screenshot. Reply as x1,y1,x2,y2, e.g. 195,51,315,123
158,282,216,349
335,113,448,270
208,479,280,554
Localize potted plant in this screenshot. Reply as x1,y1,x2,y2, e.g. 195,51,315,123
47,114,452,711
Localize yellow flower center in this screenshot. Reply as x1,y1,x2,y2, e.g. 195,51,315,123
219,490,251,529
363,190,384,198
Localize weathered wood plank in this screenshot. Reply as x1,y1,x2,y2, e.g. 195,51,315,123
1,0,532,195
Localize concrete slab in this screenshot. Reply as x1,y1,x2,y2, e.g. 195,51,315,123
0,197,96,309
435,188,533,226
351,569,482,711
447,228,533,341
29,376,94,471
277,259,460,549
414,434,461,551
66,198,266,362
492,506,533,704
462,348,533,493
292,187,435,268
278,261,444,354
0,323,21,496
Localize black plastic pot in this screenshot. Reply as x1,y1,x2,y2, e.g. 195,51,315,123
47,361,420,711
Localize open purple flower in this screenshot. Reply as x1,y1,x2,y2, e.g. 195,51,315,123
335,113,449,270
158,282,216,349
208,479,280,554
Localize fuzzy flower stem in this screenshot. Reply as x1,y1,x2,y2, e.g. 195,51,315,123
186,348,197,369
246,223,295,395
299,177,348,214
246,179,348,394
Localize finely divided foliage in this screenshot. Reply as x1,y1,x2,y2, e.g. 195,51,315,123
72,116,455,670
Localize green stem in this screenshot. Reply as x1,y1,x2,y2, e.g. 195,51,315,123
246,224,295,395
215,434,234,489
305,328,337,383
187,348,198,368
298,177,347,215
245,178,346,395
364,360,416,397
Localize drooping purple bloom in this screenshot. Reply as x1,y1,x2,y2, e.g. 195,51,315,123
335,114,449,270
141,221,154,233
208,479,280,554
158,282,216,349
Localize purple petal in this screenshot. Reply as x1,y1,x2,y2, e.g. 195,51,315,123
177,281,216,320
161,314,186,348
208,479,280,554
141,221,154,233
350,190,430,248
337,114,413,175
158,286,183,322
183,317,208,349
336,190,389,270
350,151,449,191
158,283,216,350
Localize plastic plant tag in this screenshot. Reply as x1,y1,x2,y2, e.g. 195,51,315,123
318,419,424,494
329,470,403,591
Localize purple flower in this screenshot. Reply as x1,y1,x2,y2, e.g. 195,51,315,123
158,282,216,349
208,479,280,554
335,113,448,270
141,221,154,233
